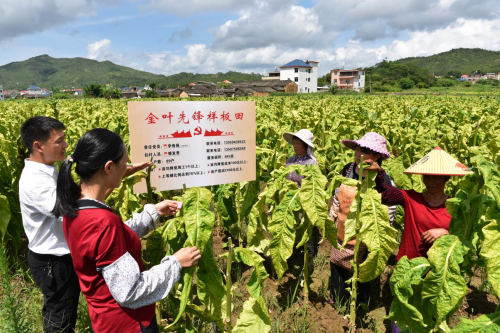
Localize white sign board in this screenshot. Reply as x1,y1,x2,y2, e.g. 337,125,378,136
128,101,256,192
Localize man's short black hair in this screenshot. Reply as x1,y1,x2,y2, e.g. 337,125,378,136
20,116,66,154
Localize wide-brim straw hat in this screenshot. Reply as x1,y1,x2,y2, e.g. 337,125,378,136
341,132,391,160
404,147,472,176
283,129,315,149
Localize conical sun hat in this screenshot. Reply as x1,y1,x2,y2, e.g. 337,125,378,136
404,147,472,176
283,129,314,149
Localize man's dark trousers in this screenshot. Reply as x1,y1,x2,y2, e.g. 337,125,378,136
28,250,80,333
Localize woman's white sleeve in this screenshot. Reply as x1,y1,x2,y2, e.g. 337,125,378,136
124,204,160,237
101,252,182,309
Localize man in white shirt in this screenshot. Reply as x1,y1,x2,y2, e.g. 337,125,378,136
20,116,152,332
19,116,79,333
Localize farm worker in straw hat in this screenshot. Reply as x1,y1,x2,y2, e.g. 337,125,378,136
364,147,472,333
283,128,318,185
364,147,472,261
327,132,397,306
283,129,319,273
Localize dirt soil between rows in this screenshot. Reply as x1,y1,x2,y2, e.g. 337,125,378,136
211,225,499,333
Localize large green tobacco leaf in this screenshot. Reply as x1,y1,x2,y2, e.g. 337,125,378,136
197,239,226,322
358,189,399,282
159,217,186,254
479,206,500,299
247,196,270,256
183,188,214,250
473,155,500,207
232,297,272,333
107,172,145,219
326,174,359,202
383,156,414,190
167,187,215,329
233,248,269,300
269,190,301,280
295,214,312,248
447,191,492,242
241,180,260,220
216,184,238,235
299,165,328,238
421,235,468,327
167,267,195,329
453,310,500,333
185,304,224,331
386,256,432,333
458,168,484,195
0,194,11,241
446,191,492,276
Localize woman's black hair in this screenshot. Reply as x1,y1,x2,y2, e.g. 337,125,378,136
53,128,126,218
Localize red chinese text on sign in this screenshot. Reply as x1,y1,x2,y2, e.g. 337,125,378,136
192,111,204,123
221,111,231,122
145,113,159,124
162,112,173,124
178,111,190,124
207,111,218,123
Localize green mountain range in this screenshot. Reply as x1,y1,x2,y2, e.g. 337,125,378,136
2,48,499,90
395,48,500,75
0,55,262,90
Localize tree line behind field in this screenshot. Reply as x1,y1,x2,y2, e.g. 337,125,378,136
317,48,500,92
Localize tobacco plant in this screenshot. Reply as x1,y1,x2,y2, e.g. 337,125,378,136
387,156,500,332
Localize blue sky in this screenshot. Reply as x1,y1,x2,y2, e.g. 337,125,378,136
1,0,500,76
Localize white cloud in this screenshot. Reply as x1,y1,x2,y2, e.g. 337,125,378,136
87,39,144,70
78,2,500,78
87,39,114,60
212,5,330,51
322,18,500,70
143,18,500,76
314,0,500,41
386,18,500,59
141,0,256,16
0,0,120,41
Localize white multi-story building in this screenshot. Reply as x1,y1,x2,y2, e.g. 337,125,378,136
0,85,4,100
279,59,319,93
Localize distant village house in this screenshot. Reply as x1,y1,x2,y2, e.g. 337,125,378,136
21,86,52,99
330,69,365,92
460,72,481,83
482,73,500,80
275,59,319,93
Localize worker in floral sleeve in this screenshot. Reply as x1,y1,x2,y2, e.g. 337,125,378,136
53,128,201,333
19,116,153,333
327,132,397,307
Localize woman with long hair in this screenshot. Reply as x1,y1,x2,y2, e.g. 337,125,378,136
53,128,200,333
